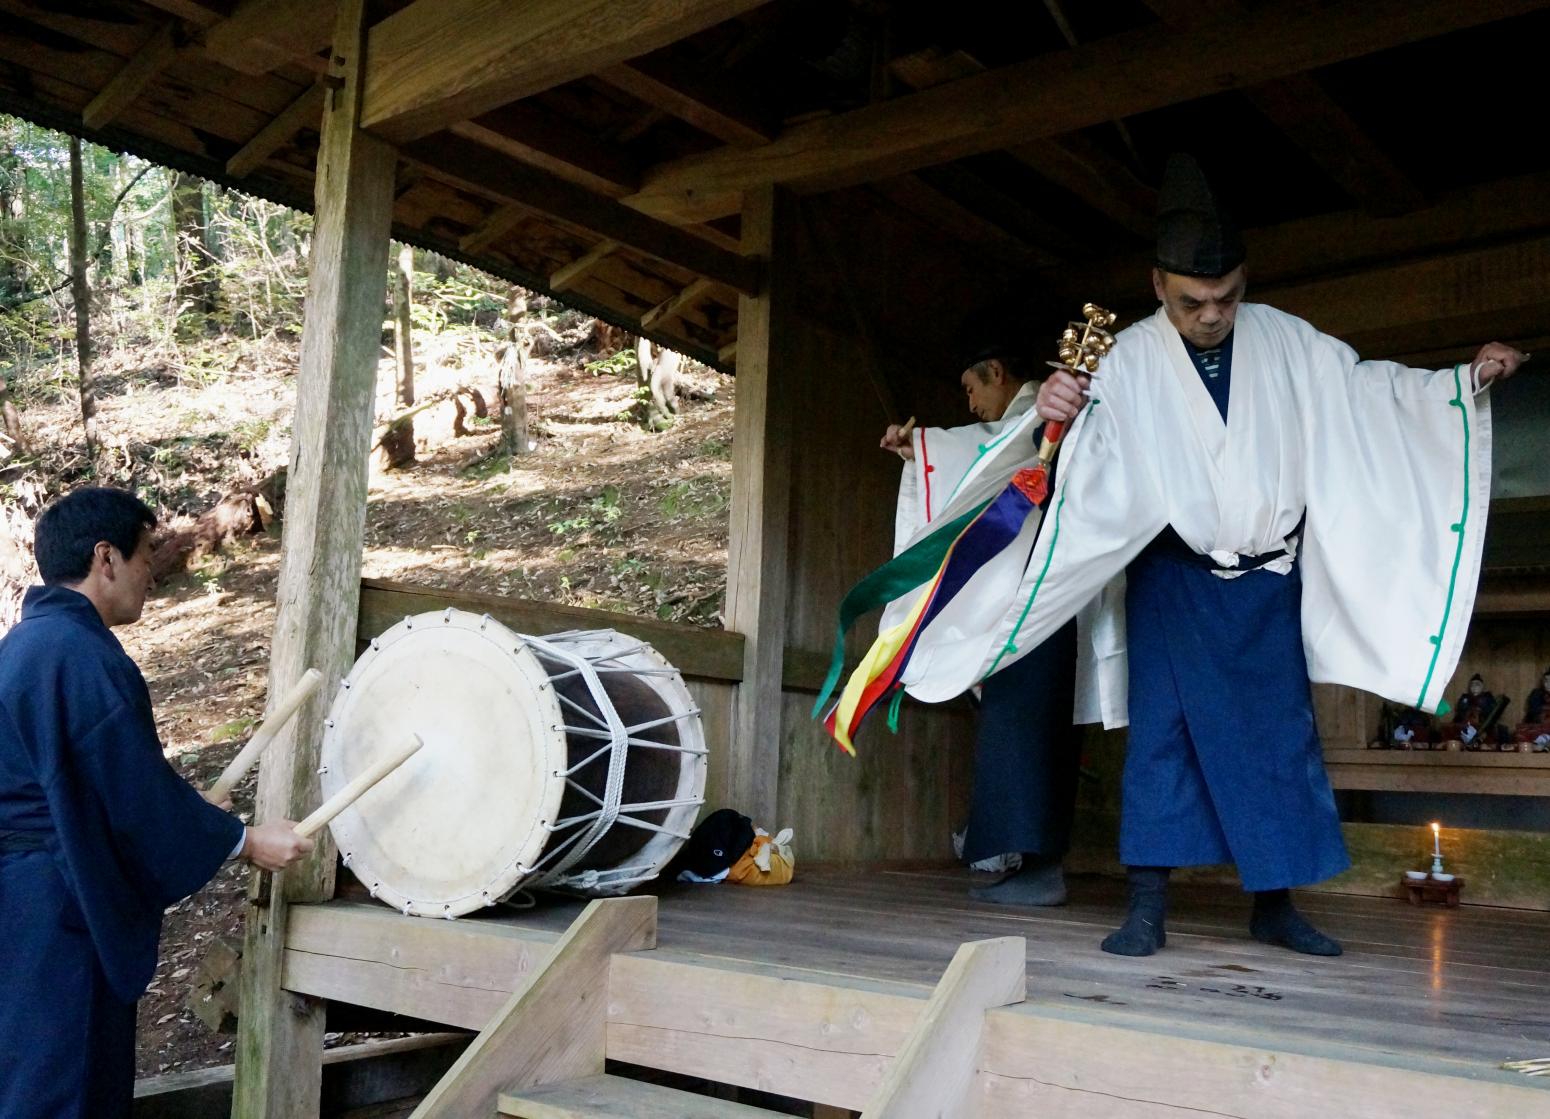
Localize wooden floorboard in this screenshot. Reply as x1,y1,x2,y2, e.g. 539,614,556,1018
434,867,1550,1074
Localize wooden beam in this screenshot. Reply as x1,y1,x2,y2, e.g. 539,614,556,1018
639,276,718,331
1054,169,1550,306
411,897,657,1118
549,239,622,293
861,937,1025,1118
82,22,178,130
722,185,794,824
398,134,760,296
607,954,923,1110
360,0,772,144
1263,234,1550,344
230,2,396,1116
450,103,642,199
717,338,737,365
135,1035,469,1119
204,0,337,76
1140,0,1425,215
623,0,1548,223
458,202,530,255
226,82,326,178
977,1002,1547,1117
356,578,747,682
600,52,775,146
285,902,555,1029
138,0,221,29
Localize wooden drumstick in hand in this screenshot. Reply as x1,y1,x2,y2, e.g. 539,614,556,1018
294,734,424,840
207,668,323,804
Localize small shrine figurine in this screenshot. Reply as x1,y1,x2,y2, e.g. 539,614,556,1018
1445,673,1510,748
1513,667,1550,750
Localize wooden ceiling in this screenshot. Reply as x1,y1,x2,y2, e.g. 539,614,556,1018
2,0,1548,370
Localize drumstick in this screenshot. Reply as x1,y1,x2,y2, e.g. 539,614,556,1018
208,668,323,803
294,734,424,840
899,416,916,438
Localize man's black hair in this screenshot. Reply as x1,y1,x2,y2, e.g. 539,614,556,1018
34,487,156,585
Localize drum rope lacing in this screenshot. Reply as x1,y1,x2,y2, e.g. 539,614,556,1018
517,630,704,896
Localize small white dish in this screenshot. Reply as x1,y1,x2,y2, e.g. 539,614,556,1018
1404,870,1428,880
1431,872,1455,882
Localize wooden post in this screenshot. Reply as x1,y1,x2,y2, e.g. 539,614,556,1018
723,185,792,823
230,0,395,1114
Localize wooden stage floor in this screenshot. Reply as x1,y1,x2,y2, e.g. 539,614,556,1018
492,867,1550,1082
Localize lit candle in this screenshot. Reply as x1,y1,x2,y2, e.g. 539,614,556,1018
1432,822,1442,859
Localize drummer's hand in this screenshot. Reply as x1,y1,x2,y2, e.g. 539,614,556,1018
1036,368,1091,423
879,423,915,460
202,788,234,812
240,821,314,872
1471,342,1529,388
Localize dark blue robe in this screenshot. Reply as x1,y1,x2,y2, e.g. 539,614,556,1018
1119,329,1349,891
963,619,1080,864
0,586,244,1119
1121,548,1350,890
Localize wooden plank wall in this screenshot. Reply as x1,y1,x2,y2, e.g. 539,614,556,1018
1314,616,1550,749
769,189,1005,863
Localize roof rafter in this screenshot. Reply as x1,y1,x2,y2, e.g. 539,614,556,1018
226,82,326,178
623,0,1547,224
203,0,337,76
599,50,776,146
360,0,773,145
399,134,759,296
82,22,179,130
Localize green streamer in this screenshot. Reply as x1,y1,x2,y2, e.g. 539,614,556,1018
810,499,990,719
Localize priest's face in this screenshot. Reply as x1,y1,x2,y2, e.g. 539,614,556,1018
1153,265,1246,348
960,360,1021,421
99,529,155,627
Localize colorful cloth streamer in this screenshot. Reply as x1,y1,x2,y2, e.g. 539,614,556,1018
816,469,1047,754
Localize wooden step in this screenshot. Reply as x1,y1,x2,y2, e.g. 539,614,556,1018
498,1074,784,1119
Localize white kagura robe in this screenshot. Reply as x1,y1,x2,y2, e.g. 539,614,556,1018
894,303,1492,725
892,382,1083,863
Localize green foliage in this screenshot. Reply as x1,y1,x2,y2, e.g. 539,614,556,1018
657,477,727,519
410,270,507,335
210,717,257,744
546,485,624,538
461,451,513,480
585,347,639,378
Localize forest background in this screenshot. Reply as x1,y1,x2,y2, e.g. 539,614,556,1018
0,116,735,1076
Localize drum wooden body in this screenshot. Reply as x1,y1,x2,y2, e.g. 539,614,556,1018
320,608,706,918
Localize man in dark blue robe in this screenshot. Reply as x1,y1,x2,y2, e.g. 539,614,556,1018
882,329,1083,906
0,488,311,1119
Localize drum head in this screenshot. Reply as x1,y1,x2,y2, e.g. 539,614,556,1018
321,609,565,918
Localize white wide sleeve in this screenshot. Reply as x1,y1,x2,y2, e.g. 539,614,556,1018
900,372,1169,704
1299,335,1492,714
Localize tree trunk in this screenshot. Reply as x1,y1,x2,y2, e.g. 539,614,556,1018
171,171,217,320
0,135,24,306
68,137,96,459
378,243,416,469
498,291,529,456
0,376,22,448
